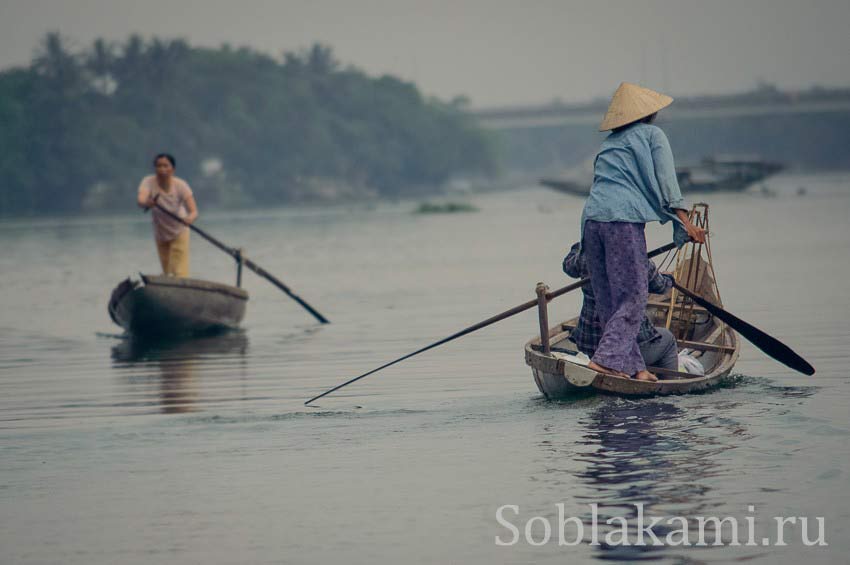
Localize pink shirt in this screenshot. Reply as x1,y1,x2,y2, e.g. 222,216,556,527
137,175,194,242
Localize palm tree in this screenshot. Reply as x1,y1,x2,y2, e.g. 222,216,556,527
33,32,82,92
87,38,117,95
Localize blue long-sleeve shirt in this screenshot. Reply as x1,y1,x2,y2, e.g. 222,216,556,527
581,122,689,247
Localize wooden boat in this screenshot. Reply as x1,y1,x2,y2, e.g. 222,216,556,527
676,156,784,192
539,177,591,197
108,274,248,337
541,155,784,198
539,159,594,197
525,204,739,398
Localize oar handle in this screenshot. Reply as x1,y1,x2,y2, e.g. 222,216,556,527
149,201,235,256
142,193,159,214
647,241,678,259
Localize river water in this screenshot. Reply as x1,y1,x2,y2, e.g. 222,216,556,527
1,173,848,564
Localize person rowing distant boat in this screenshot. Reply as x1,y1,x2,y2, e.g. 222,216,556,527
580,83,706,382
137,153,198,277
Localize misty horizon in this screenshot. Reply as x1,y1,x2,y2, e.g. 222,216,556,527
1,0,849,108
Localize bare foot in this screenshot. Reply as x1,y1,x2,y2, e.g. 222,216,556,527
633,370,658,382
588,361,629,378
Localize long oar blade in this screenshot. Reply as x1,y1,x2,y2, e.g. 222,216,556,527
304,241,678,405
673,282,814,375
152,203,329,324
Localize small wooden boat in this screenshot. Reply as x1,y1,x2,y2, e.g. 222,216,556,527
539,159,594,196
676,156,784,192
525,204,740,398
541,155,784,198
539,177,591,197
108,274,248,337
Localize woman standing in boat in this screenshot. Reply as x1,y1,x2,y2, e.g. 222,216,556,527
137,153,198,278
581,83,705,382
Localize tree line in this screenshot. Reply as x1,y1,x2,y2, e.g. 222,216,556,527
0,33,498,214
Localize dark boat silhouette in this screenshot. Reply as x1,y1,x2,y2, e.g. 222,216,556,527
108,274,248,337
540,155,784,196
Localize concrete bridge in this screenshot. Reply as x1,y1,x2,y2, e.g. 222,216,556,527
469,90,850,170
472,96,850,130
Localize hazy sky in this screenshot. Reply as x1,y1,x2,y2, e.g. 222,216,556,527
1,0,848,108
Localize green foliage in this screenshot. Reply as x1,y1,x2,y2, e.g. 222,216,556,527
0,34,497,214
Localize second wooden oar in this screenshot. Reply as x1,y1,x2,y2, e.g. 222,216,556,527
672,282,814,375
304,242,678,405
151,202,330,324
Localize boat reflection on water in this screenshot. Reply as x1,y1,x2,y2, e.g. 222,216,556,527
574,400,732,561
532,382,815,561
111,330,249,414
532,397,748,562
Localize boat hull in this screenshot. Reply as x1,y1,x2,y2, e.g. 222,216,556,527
539,178,591,197
526,324,738,399
525,264,740,399
108,275,248,337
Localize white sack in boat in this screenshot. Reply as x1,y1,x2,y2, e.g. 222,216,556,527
678,352,705,376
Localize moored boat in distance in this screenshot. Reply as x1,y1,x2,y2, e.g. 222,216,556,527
538,177,590,196
525,204,740,398
108,274,248,337
540,155,784,196
675,155,784,192
539,158,594,196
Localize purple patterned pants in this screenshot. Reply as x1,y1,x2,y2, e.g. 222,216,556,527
583,220,648,375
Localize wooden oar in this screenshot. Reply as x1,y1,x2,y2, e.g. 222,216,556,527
304,242,678,405
672,281,814,375
149,202,330,324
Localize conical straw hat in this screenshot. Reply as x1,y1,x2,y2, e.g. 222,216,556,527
599,82,673,131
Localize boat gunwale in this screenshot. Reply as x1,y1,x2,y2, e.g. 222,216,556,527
139,274,249,300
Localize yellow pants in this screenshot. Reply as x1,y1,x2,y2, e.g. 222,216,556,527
155,229,190,277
